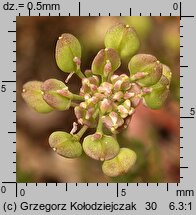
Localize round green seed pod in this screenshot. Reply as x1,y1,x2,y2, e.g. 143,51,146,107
128,54,163,87
123,17,152,39
49,131,82,158
143,64,172,109
83,133,120,161
41,79,71,111
22,81,53,113
102,148,137,177
55,33,81,73
91,48,121,77
104,23,140,60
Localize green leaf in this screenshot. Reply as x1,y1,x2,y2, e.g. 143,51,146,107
22,81,53,113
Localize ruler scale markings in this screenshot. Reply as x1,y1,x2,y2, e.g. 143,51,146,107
79,1,80,16
116,183,119,197
180,116,194,119
15,182,18,198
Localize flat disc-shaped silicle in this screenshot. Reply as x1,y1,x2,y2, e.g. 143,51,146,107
55,33,81,73
22,81,53,113
143,64,172,109
41,79,71,111
128,54,163,87
102,148,137,177
83,134,120,161
49,131,82,158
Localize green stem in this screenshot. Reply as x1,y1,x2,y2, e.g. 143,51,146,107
130,76,136,82
102,75,107,82
96,112,103,133
71,94,85,101
93,107,99,118
76,68,85,79
107,73,113,83
75,125,88,140
75,107,100,140
71,102,79,107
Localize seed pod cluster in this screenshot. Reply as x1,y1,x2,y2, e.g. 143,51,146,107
21,22,172,177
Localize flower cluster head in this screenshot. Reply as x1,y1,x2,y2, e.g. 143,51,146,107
22,23,171,177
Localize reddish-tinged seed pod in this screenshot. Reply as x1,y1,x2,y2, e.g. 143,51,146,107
92,48,121,77
128,54,163,87
22,81,53,113
83,134,120,161
104,23,140,60
102,148,137,177
55,33,81,73
49,131,82,158
143,64,172,109
41,79,71,111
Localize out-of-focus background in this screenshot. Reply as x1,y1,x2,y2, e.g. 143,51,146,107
17,16,180,183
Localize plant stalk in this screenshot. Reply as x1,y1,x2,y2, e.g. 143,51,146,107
96,112,103,133
76,68,85,79
71,94,85,101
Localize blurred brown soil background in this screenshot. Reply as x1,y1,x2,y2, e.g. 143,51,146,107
16,17,180,183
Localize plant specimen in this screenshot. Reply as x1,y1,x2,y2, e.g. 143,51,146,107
22,23,172,177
